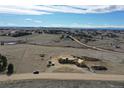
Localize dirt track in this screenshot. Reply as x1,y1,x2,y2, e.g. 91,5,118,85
0,73,124,82
69,35,124,53
69,35,105,51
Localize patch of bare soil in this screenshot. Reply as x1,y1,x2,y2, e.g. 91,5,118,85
53,66,84,73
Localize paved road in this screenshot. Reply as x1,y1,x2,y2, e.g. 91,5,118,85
0,73,124,82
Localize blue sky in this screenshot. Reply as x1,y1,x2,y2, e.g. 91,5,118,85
0,5,124,28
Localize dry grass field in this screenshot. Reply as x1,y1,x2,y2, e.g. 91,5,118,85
0,36,17,41
0,43,124,74
0,33,124,88
0,79,123,88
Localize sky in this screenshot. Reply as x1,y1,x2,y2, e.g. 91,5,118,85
0,5,124,28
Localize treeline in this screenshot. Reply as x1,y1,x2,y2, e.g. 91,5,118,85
10,32,32,37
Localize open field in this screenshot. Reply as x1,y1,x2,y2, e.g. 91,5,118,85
0,32,124,52
0,36,17,41
0,31,124,87
0,44,124,74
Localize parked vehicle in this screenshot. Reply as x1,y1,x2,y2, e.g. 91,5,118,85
33,71,39,74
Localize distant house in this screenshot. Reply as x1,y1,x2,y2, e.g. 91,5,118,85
6,42,17,45
0,41,17,45
58,57,76,64
9,31,17,36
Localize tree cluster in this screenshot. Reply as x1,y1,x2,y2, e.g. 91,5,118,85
0,54,14,75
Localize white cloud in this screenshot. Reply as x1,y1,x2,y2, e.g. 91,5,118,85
0,0,123,5
0,5,124,15
25,18,32,21
33,20,42,23
0,5,51,15
25,18,42,24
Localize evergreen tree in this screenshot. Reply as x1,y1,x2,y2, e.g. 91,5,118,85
7,63,14,75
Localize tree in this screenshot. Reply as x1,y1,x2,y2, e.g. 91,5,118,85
0,54,8,72
7,63,14,75
0,64,2,71
60,34,64,39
